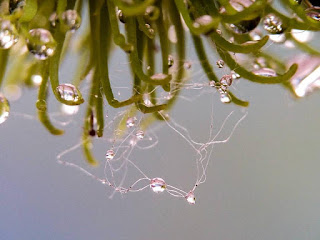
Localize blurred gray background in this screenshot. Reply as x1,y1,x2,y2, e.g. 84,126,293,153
1,36,320,240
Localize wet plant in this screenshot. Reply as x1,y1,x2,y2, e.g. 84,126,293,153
0,0,320,169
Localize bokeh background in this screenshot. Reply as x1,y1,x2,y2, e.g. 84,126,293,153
1,32,320,240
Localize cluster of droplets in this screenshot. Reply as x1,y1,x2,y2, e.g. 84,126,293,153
263,14,285,34
0,19,19,49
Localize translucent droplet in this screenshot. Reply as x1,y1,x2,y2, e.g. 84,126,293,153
186,191,196,204
150,178,166,193
145,23,155,36
105,149,115,160
263,14,285,34
61,10,81,32
27,29,56,60
253,68,277,77
168,55,174,68
0,19,19,49
231,71,241,80
216,59,225,68
184,61,192,69
117,10,125,23
220,93,231,103
229,17,261,34
145,6,160,21
220,74,233,86
306,7,320,21
193,15,213,29
56,84,84,104
291,29,314,43
126,117,137,128
0,93,10,124
36,99,47,111
136,130,144,139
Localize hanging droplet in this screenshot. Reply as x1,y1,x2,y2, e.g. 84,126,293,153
263,14,285,34
61,10,81,32
186,191,196,204
0,93,10,124
184,61,192,69
144,6,160,21
117,10,125,23
126,117,137,128
105,149,115,160
145,23,155,36
150,178,166,193
56,84,84,105
136,130,145,140
228,17,261,34
27,29,56,60
0,19,19,49
253,68,278,77
193,15,213,29
220,74,233,87
220,92,231,103
216,59,225,68
305,7,320,22
231,71,241,80
168,55,174,68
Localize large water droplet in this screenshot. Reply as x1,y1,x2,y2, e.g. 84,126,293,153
306,7,320,21
117,10,125,23
216,59,225,68
263,14,285,34
220,74,233,86
126,117,137,128
229,17,261,34
105,149,115,160
150,178,166,193
186,191,196,204
0,93,10,124
61,10,81,32
220,92,231,103
56,84,84,105
0,19,19,49
253,68,278,77
27,29,56,60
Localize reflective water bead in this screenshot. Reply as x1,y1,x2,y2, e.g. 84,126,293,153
61,10,81,32
263,14,285,34
0,93,10,124
126,117,137,128
105,149,115,160
305,7,320,22
27,29,56,60
117,10,125,23
216,59,224,68
220,93,231,103
0,19,19,49
231,71,241,80
56,84,84,104
253,68,277,77
136,130,145,140
168,55,174,68
220,74,233,86
150,178,166,193
186,191,196,204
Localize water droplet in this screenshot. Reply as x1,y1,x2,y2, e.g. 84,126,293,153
193,15,213,29
253,68,277,77
105,149,115,160
216,59,225,68
168,55,174,68
0,19,19,49
220,74,233,86
220,92,231,103
228,17,261,34
186,191,196,204
263,14,285,34
56,84,84,104
126,117,137,128
231,71,241,80
61,10,81,32
306,7,320,21
27,29,56,60
136,130,144,139
117,10,125,23
150,178,166,193
61,104,79,115
0,93,10,124
36,99,47,111
291,29,314,43
184,61,192,69
145,6,160,21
